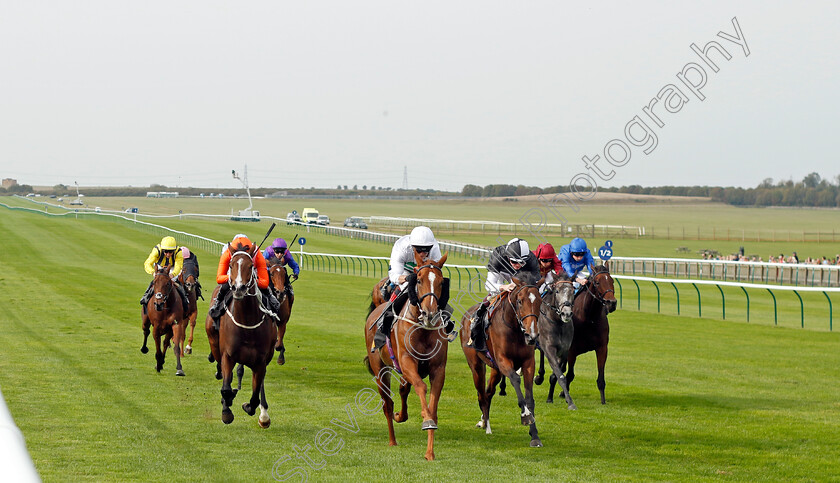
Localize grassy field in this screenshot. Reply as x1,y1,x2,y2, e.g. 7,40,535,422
2,203,840,481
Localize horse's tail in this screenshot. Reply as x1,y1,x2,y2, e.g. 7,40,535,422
363,355,374,376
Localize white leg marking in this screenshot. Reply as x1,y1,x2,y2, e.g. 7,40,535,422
476,418,485,428
259,404,270,423
521,406,532,417
485,420,492,435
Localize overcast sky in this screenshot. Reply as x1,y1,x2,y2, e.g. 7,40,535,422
1,1,838,192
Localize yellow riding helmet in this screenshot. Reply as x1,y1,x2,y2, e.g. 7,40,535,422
160,236,177,250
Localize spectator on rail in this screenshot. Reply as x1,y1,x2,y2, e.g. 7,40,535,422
371,226,451,352
263,237,300,286
208,234,283,330
467,238,539,352
140,236,190,314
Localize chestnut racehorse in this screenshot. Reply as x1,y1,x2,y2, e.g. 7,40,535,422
208,243,277,427
141,265,186,376
460,277,544,447
268,261,295,365
369,276,392,311
363,252,449,461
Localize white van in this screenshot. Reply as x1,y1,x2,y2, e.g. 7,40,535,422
302,207,319,224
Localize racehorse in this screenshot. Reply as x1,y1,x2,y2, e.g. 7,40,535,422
545,263,617,405
460,276,544,447
141,265,187,376
534,273,577,409
369,276,392,311
178,259,200,356
363,252,449,461
208,243,277,427
268,260,295,365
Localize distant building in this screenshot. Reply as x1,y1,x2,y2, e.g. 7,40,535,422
146,191,179,198
2,178,17,189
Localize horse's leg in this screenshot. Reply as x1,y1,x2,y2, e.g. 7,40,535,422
257,382,271,429
140,315,151,354
161,329,172,373
173,320,185,376
534,348,545,385
499,376,507,396
185,310,197,355
596,344,608,405
370,357,397,446
393,378,411,423
467,355,490,433
220,353,235,424
243,365,264,417
423,363,446,461
399,359,434,432
275,318,288,365
521,355,542,447
153,325,164,372
547,373,557,403
483,367,503,435
205,316,222,379
565,352,578,399
543,344,575,409
235,363,245,395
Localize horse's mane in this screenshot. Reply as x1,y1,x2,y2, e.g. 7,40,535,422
515,271,540,286
268,258,284,268
592,264,610,274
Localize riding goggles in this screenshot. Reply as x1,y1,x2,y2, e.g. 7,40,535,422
571,251,585,257
273,248,287,254
414,245,432,254
539,258,553,263
509,257,526,265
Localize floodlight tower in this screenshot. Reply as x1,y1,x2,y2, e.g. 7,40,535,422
232,165,253,213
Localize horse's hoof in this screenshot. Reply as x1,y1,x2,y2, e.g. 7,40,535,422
242,402,256,416
175,369,185,377
534,374,544,385
546,398,554,404
155,365,162,373
568,404,577,411
499,388,506,396
232,388,239,396
215,371,222,380
276,353,285,366
184,345,192,355
222,409,234,424
140,347,149,354
424,452,435,461
259,418,271,429
207,353,214,363
530,439,543,448
476,419,485,429
421,419,437,431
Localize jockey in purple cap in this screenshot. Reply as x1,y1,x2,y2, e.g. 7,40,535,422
263,238,300,296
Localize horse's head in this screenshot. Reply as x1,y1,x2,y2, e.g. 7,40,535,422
590,264,617,313
268,260,287,302
228,242,258,300
510,276,541,345
547,272,575,323
152,264,173,311
413,252,448,328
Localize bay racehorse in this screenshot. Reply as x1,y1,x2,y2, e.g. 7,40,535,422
369,276,392,311
546,263,617,405
534,273,576,408
460,276,544,447
363,252,449,461
178,259,200,356
268,260,295,365
209,242,277,427
141,265,186,376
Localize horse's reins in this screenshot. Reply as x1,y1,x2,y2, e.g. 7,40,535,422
502,284,540,333
584,270,615,306
224,251,271,329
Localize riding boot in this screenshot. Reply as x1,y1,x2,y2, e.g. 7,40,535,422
196,282,204,301
467,302,489,352
371,289,407,352
140,282,153,306
209,284,230,330
176,283,189,313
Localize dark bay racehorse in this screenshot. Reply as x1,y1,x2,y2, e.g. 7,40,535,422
364,252,449,461
268,261,295,365
208,243,277,427
369,276,392,311
545,263,617,405
141,265,186,376
460,277,544,447
535,273,576,409
178,259,200,356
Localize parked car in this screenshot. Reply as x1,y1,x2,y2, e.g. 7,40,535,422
286,212,302,225
343,217,368,229
317,215,330,225
125,207,139,213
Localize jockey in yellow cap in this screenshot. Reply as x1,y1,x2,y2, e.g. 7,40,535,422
140,236,191,314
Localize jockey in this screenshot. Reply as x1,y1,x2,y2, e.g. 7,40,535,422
208,234,283,329
467,238,539,352
558,237,596,287
140,236,190,314
371,226,452,352
181,246,202,300
534,242,564,293
263,238,300,281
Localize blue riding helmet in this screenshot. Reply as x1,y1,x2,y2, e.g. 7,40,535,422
570,238,588,254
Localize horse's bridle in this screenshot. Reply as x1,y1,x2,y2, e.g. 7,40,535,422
154,266,173,307
269,265,288,304
504,284,540,334
585,270,615,305
228,251,258,298
402,263,445,329
542,279,574,319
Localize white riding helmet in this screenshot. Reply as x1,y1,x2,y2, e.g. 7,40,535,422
409,226,436,248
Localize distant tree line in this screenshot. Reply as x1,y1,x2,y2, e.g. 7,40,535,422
461,172,840,207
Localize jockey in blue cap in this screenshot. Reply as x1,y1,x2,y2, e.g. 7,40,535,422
558,237,596,287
